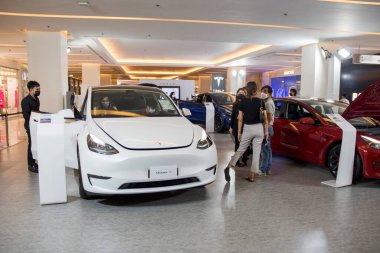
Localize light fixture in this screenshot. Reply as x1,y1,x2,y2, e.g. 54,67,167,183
232,70,237,77
321,47,332,60
77,1,90,7
239,69,246,76
66,47,71,53
337,48,351,59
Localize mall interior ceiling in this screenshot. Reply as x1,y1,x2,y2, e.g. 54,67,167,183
1,0,380,81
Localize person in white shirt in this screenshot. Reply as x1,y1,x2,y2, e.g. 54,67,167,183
340,94,350,104
260,85,275,175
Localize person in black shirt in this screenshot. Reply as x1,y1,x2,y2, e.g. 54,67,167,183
224,81,269,182
21,81,40,173
229,87,250,167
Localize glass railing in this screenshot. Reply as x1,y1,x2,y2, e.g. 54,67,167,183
0,112,27,150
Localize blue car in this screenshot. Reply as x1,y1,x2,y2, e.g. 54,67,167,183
178,92,234,133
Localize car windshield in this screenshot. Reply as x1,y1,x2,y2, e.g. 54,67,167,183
303,99,347,118
91,88,180,118
348,117,380,128
212,93,235,105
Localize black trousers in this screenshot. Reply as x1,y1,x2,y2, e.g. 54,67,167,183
233,131,250,162
26,130,35,166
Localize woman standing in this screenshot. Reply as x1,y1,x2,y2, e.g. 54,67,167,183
224,81,268,182
229,87,250,167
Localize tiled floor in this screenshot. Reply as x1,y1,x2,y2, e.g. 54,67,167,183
0,133,379,253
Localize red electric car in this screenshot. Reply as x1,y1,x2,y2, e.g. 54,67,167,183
272,81,380,182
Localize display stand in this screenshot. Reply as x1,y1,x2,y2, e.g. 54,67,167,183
321,114,357,188
205,102,215,133
33,110,73,205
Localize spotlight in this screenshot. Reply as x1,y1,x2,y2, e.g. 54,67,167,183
77,1,90,7
232,70,237,77
67,47,71,53
239,69,246,76
337,48,351,59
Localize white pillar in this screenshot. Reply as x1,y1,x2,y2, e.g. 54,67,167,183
82,63,100,86
300,43,328,98
27,31,68,113
227,67,246,93
327,55,341,100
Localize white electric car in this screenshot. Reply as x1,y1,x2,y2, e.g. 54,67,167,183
32,85,217,199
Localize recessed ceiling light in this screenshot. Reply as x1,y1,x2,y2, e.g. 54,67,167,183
77,1,90,7
337,48,351,59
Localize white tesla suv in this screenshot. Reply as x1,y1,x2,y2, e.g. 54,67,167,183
52,85,217,198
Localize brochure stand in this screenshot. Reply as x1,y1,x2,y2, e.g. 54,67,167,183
205,102,215,133
33,110,73,205
321,114,357,188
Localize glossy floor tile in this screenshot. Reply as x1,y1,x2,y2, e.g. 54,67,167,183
0,133,379,253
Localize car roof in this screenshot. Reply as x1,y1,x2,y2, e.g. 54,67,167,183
92,85,162,92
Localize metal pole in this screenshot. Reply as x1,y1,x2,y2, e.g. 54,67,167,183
5,111,9,147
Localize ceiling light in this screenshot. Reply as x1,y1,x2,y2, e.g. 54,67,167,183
239,70,246,76
232,70,237,77
337,48,351,59
319,0,380,6
67,47,71,53
77,1,90,7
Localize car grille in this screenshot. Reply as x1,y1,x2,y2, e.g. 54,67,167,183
118,177,200,189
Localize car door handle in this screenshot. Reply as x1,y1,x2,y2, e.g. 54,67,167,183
33,119,38,122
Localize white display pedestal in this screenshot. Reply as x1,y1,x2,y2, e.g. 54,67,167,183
37,112,67,205
321,114,357,188
205,102,215,133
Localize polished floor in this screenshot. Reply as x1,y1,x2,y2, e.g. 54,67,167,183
1,133,380,253
0,116,26,150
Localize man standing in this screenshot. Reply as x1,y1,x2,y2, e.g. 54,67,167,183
260,85,275,175
340,94,350,104
21,81,40,173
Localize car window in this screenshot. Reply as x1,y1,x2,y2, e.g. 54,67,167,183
286,102,313,121
196,94,204,104
91,88,180,118
204,95,213,103
210,93,234,105
274,100,287,118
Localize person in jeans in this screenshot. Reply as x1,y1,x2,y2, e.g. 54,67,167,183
229,87,250,167
260,85,275,175
224,81,269,182
21,81,40,173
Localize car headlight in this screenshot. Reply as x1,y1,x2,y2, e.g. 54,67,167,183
197,130,213,149
87,134,119,155
361,135,380,150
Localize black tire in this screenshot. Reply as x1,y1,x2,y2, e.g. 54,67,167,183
327,144,363,183
77,147,97,199
214,114,224,133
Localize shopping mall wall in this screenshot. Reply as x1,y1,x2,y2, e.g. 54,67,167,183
340,58,380,101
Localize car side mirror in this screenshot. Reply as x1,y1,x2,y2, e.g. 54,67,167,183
299,117,315,125
182,108,192,117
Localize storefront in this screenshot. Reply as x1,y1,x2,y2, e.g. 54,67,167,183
0,66,19,114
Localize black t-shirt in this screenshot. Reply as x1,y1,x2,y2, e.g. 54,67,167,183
21,94,40,130
238,97,265,125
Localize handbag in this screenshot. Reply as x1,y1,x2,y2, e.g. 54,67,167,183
259,99,265,123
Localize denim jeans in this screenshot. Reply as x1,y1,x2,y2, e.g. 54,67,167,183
260,125,274,173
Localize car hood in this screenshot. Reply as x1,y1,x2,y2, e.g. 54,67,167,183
93,117,194,149
342,80,380,120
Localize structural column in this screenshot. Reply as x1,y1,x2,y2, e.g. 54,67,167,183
82,63,100,86
300,43,328,98
327,55,341,100
227,67,246,93
27,31,68,112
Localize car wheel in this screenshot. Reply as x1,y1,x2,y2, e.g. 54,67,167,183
214,114,224,133
77,147,97,199
327,144,363,183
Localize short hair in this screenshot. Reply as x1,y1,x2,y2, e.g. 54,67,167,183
262,85,273,95
27,81,40,90
290,88,297,95
342,93,347,97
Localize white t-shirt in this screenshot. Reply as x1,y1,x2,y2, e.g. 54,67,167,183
265,98,275,125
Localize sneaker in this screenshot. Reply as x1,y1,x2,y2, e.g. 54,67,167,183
254,172,264,177
28,164,39,173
